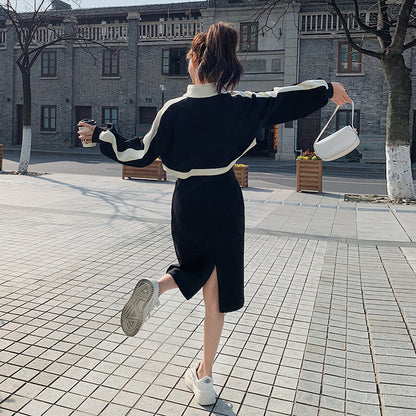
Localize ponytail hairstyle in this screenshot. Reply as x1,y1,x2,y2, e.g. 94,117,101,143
195,22,243,93
187,32,207,65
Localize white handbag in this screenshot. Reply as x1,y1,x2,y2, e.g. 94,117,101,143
313,102,360,161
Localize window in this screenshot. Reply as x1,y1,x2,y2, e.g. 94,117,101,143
338,43,361,73
102,49,119,77
240,22,258,52
41,106,56,131
41,50,56,77
271,58,281,72
336,109,360,133
162,48,187,76
102,107,118,124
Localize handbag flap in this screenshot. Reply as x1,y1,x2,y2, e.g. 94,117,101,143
313,101,360,162
314,126,360,161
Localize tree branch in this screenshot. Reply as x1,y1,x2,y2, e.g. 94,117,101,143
390,0,414,53
378,0,391,31
351,0,392,50
26,1,50,47
351,0,379,35
0,3,24,50
404,36,416,50
328,0,382,59
28,43,48,68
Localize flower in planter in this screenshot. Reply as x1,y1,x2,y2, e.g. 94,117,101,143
296,150,321,160
234,164,248,168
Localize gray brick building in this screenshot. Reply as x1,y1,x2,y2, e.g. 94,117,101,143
1,0,415,162
297,3,416,163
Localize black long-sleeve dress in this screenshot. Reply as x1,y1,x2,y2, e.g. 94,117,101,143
92,80,333,312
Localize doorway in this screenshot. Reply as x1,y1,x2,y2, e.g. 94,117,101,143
75,106,92,147
138,106,157,136
248,126,276,158
139,106,157,124
297,109,321,154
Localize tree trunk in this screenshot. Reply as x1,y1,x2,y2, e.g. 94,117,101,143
18,68,32,174
382,53,415,200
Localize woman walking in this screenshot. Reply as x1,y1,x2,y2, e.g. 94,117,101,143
78,22,351,405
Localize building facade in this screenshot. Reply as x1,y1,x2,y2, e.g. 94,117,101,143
297,2,416,163
1,0,415,162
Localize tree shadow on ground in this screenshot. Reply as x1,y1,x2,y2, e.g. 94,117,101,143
34,174,171,225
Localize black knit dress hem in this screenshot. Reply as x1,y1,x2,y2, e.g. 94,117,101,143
166,169,245,313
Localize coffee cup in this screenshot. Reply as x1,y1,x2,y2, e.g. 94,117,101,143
78,119,97,147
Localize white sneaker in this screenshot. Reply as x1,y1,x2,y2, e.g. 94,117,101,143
184,363,217,406
121,279,160,336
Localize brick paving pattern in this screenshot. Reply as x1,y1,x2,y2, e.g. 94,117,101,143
0,173,415,415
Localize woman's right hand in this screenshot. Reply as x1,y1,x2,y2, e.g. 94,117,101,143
330,82,352,106
77,121,95,146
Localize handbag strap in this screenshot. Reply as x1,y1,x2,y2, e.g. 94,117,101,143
314,100,355,144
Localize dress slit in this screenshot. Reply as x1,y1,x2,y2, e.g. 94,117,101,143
166,169,245,313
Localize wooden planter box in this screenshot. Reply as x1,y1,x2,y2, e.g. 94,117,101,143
233,164,248,188
122,159,166,181
0,144,3,171
296,159,322,193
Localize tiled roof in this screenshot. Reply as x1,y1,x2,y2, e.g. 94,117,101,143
17,1,206,20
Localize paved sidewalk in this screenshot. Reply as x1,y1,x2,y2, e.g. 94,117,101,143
0,172,415,416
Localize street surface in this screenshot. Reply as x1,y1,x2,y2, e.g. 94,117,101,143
3,149,412,195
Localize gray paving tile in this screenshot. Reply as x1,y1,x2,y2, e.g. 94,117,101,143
267,398,293,414
100,403,130,416
347,402,382,416
383,407,416,416
42,405,73,416
18,399,52,416
295,390,320,407
292,402,318,416
382,394,416,409
320,395,345,413
318,409,344,416
321,384,345,400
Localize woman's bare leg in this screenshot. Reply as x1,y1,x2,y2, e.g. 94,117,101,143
158,274,177,296
198,267,225,379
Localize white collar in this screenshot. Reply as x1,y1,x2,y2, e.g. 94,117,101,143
184,83,219,98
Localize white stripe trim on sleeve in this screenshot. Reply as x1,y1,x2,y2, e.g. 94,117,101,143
98,95,186,163
230,79,329,99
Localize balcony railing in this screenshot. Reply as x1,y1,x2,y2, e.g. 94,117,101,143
33,26,65,43
12,19,202,46
18,25,65,44
138,19,203,40
300,12,381,34
77,23,128,41
24,23,127,45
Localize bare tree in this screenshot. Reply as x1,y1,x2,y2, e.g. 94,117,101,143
328,0,415,199
0,0,108,173
253,0,415,200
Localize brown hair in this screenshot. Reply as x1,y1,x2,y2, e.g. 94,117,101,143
188,22,243,92
187,32,207,64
